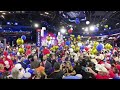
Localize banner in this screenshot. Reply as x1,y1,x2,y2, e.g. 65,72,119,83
36,29,41,47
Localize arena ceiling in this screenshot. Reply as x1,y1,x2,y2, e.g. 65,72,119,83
0,11,120,35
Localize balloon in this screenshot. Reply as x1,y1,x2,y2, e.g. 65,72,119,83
50,47,56,52
16,38,24,45
69,48,73,53
59,46,63,51
21,35,26,40
80,45,85,50
71,45,75,49
18,48,25,54
28,69,34,75
94,41,99,48
47,36,51,41
66,41,71,46
77,35,81,41
91,49,98,55
43,48,50,55
12,52,16,56
68,29,73,34
74,38,76,42
70,35,75,38
78,42,82,47
26,45,31,49
17,52,20,56
75,47,80,52
26,49,31,56
105,43,112,50
85,47,89,51
55,46,59,50
3,51,8,56
97,44,104,52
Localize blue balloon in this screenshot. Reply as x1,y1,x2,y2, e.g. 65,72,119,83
40,47,43,51
66,41,71,46
97,44,104,51
12,52,16,56
21,35,26,40
48,44,52,49
28,69,34,75
59,46,63,50
80,45,85,50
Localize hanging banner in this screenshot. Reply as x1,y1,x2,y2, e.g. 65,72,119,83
36,29,41,47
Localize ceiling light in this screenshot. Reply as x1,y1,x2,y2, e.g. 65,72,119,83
34,23,39,28
89,25,95,31
86,21,90,25
2,13,6,15
45,12,49,14
60,28,66,34
82,27,85,30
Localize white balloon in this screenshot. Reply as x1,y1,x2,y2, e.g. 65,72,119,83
22,45,24,48
78,42,82,47
69,48,73,52
26,68,30,72
17,52,20,56
7,55,11,59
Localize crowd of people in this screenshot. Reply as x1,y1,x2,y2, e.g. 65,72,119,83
0,36,120,79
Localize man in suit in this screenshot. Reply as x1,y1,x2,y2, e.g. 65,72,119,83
41,55,52,76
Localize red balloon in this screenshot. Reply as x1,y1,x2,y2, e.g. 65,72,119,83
3,51,8,56
68,29,73,34
43,48,50,55
26,49,31,56
85,47,89,51
26,45,31,49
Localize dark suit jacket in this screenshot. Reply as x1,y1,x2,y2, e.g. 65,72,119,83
45,61,52,75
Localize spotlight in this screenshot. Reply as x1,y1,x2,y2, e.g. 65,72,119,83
89,25,95,31
109,27,111,29
104,28,106,31
14,22,18,25
86,21,90,24
85,27,88,32
7,22,10,25
60,28,66,34
45,12,49,14
2,13,6,15
34,23,39,28
82,28,85,30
